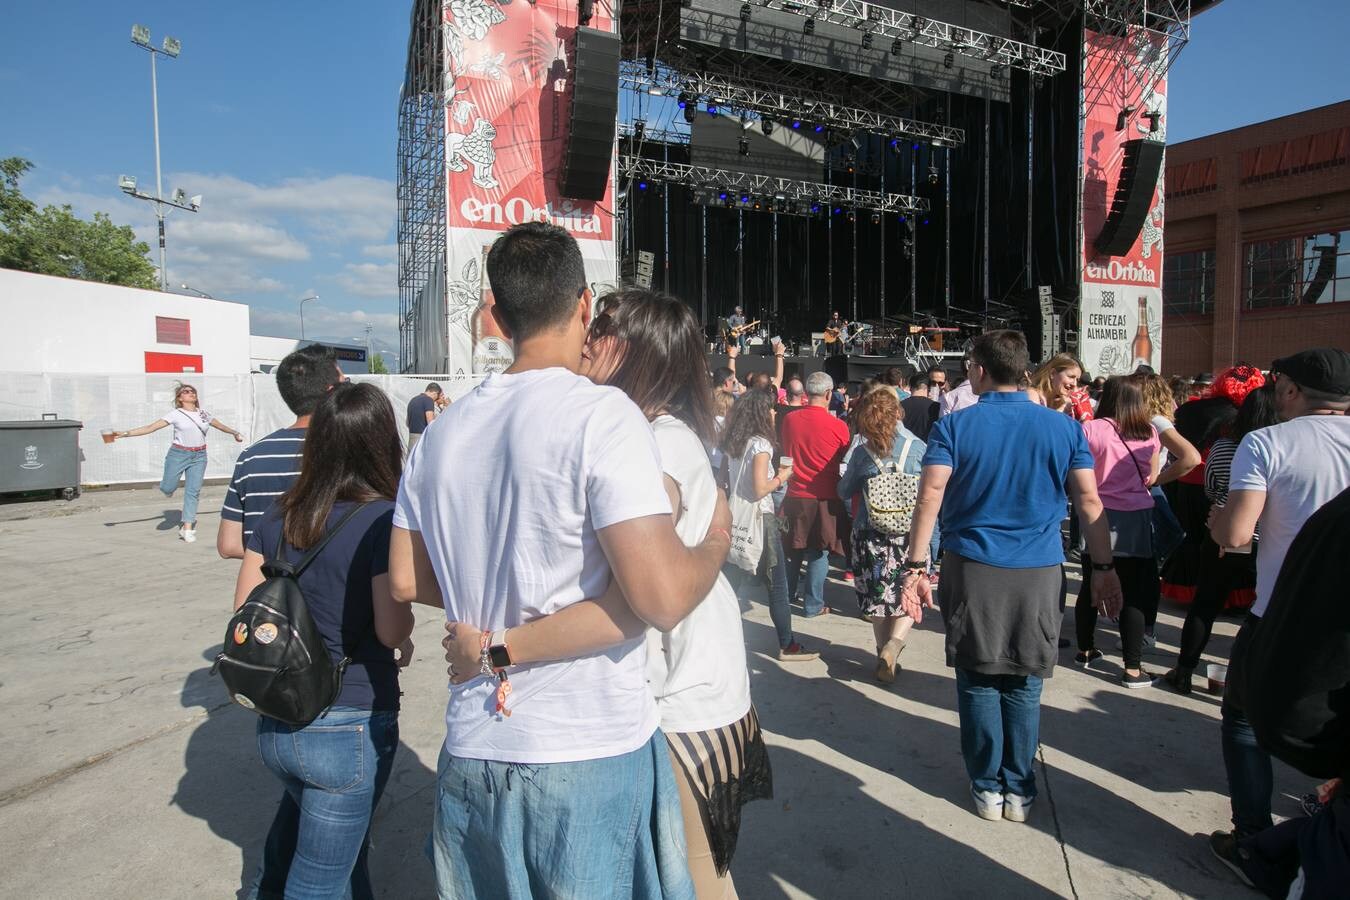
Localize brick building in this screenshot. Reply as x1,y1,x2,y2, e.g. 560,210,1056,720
1162,101,1350,376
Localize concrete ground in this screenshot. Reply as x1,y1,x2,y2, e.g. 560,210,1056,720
0,487,1303,899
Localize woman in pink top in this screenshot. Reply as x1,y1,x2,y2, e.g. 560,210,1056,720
1073,377,1162,688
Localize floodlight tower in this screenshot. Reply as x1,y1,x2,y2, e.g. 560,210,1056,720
120,25,200,291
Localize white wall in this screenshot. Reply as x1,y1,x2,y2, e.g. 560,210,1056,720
0,269,251,375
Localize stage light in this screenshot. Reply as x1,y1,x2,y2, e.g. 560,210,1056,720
1115,105,1135,131
639,181,650,191
810,203,821,214
803,17,815,34
850,133,862,150
791,118,802,129
861,32,872,50
913,16,925,35
891,38,903,55
813,123,825,133
719,191,729,201
707,102,719,117
912,143,920,150
683,104,697,124
761,117,775,136
923,218,930,225
634,119,646,139
820,0,832,8
740,115,754,131
991,64,1003,80
928,165,939,185
738,137,750,156
740,3,752,21
1146,111,1161,132
943,51,954,69
870,213,881,225
677,92,691,109
846,211,856,223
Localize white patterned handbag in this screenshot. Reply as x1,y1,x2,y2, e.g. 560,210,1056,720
863,438,919,537
727,444,766,572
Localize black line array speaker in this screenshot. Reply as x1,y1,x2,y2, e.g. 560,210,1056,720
1094,139,1165,258
558,27,621,202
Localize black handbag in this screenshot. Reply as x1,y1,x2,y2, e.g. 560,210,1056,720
213,503,367,726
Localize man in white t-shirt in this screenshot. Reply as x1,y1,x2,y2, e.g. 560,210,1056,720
389,222,729,899
1206,347,1350,872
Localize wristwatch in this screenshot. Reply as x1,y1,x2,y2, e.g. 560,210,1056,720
487,630,513,671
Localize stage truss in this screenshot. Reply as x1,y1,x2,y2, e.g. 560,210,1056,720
619,157,930,216
621,62,966,146
1080,0,1192,117
396,0,446,373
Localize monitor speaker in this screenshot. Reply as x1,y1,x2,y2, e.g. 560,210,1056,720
1094,139,1165,258
558,28,621,201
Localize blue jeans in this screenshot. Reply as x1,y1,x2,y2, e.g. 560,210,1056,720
786,548,830,616
955,668,1043,799
431,731,694,900
160,446,207,525
1222,617,1273,838
727,513,794,649
929,520,941,568
252,707,399,900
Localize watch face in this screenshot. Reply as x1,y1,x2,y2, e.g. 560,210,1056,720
489,645,511,669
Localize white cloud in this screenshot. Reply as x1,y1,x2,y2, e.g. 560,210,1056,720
361,243,398,260
334,261,397,299
169,171,396,244
250,304,399,346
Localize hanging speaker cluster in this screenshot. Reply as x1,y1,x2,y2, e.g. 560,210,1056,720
558,27,621,201
1094,139,1165,258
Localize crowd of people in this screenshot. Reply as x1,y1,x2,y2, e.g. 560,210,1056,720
185,221,1347,899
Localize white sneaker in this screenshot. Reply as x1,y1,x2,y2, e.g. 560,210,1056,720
971,786,1004,822
180,527,197,543
1003,793,1034,823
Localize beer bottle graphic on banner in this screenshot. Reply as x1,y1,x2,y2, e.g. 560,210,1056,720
1131,296,1154,369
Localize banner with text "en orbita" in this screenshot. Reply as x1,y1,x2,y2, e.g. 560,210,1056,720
440,0,618,375
1080,27,1167,377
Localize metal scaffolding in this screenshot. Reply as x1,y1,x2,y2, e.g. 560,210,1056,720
396,0,446,373
1081,0,1192,118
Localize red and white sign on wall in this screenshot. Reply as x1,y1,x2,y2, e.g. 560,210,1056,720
440,0,618,374
1080,28,1167,377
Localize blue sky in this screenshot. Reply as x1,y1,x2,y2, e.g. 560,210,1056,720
2,1,1346,353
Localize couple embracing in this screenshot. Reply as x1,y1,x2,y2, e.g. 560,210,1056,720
390,222,770,899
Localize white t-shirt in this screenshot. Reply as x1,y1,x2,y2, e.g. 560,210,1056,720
164,407,211,446
647,416,752,733
1229,415,1350,617
393,368,672,764
1152,414,1174,467
727,435,775,514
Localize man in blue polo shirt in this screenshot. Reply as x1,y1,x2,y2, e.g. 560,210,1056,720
901,330,1122,824
216,344,344,558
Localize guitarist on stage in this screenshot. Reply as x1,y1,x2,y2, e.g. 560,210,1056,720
821,311,848,357
726,306,750,352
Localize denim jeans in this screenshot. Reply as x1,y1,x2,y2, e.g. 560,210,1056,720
160,446,207,525
1222,617,1273,838
955,668,1043,799
727,512,794,649
431,731,694,900
786,548,830,616
252,707,399,900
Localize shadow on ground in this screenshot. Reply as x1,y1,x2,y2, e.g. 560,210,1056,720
172,648,438,898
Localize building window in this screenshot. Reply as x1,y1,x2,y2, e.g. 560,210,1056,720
1163,249,1215,315
1244,230,1350,309
155,316,191,345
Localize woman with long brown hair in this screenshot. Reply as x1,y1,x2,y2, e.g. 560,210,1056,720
836,388,926,682
232,381,415,898
1073,376,1162,688
111,382,244,543
442,289,771,898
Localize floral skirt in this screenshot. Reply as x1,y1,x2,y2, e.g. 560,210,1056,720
850,528,912,618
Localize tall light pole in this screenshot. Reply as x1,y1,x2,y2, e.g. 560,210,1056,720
179,283,213,298
120,25,199,291
299,295,319,340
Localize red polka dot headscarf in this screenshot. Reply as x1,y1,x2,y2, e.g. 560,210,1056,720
1206,364,1266,406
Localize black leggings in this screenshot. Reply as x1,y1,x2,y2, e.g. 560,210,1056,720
1176,535,1257,670
1076,555,1160,669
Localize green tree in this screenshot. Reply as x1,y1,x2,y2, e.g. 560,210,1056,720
0,156,158,289
368,352,389,374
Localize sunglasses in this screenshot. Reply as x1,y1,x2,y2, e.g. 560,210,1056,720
178,388,197,395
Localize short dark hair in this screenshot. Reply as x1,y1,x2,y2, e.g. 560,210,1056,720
276,344,341,416
969,330,1030,387
927,365,946,377
747,371,774,390
425,382,442,395
712,366,734,388
909,373,930,391
881,367,905,387
485,222,587,341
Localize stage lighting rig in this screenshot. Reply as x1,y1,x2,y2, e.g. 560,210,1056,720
738,137,751,156
861,31,872,49
1116,105,1136,131
761,117,775,136
740,3,751,21
928,166,940,185
803,17,815,34
891,37,903,55
943,51,954,69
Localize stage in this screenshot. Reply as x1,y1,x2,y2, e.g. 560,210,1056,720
707,352,961,386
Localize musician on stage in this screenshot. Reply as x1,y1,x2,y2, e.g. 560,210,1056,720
727,305,750,352
822,311,847,357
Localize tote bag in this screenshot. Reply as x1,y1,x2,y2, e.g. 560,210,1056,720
727,443,766,573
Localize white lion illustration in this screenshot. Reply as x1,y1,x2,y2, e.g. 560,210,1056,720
447,118,499,189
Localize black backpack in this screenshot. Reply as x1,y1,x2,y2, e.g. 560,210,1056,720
214,503,367,726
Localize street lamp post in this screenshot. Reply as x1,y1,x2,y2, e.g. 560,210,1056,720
179,283,213,299
120,25,200,291
299,295,319,340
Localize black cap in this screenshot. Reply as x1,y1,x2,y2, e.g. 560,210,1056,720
1193,372,1214,384
1271,348,1350,395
